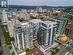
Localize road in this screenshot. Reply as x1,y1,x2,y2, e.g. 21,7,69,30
57,45,73,55
0,24,10,55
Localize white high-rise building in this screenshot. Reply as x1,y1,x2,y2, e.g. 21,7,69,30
2,10,8,24
29,19,42,37
37,20,58,45
1,10,8,32
7,19,15,37
14,22,33,51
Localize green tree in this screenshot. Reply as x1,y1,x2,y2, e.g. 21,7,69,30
30,16,37,19
51,47,60,55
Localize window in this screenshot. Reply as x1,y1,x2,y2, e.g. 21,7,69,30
19,33,23,49
48,29,51,44
3,26,8,32
40,23,47,27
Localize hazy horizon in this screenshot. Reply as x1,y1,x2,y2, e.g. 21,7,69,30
8,0,73,6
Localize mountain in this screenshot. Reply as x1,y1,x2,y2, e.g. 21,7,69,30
0,5,73,9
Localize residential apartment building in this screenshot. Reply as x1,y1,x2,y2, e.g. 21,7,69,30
37,20,58,45
29,19,41,38
1,10,9,32
14,22,33,51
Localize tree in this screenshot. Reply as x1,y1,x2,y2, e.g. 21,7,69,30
30,16,37,19
3,32,14,45
51,47,60,55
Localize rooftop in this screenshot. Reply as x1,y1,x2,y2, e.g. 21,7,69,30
29,19,42,23
26,48,44,55
20,22,29,26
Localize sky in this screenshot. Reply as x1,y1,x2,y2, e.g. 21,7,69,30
8,0,73,6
